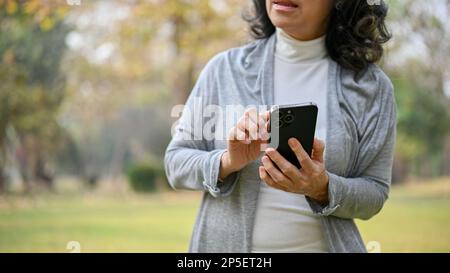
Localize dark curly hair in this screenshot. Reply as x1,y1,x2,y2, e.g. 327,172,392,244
243,0,392,73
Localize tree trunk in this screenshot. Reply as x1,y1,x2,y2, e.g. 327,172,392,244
441,134,450,176
392,156,409,184
35,157,53,190
0,133,6,193
0,167,5,194
170,15,196,104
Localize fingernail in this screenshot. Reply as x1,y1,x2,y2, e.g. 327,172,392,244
288,138,297,147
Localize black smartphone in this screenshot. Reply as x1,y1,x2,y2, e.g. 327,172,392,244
269,103,318,169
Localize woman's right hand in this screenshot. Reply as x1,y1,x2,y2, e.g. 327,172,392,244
219,108,270,181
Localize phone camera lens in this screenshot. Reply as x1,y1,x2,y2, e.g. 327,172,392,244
284,114,294,124
272,119,284,129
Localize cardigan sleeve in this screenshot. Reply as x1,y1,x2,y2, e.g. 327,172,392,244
307,66,397,220
164,53,240,198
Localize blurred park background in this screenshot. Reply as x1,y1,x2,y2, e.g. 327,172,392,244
0,0,449,252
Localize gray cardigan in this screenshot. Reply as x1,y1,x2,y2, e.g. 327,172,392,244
164,34,397,253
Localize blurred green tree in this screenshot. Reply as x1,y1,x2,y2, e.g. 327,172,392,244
387,0,450,182
0,0,70,192
59,0,246,183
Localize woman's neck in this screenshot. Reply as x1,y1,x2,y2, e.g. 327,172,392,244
275,28,327,63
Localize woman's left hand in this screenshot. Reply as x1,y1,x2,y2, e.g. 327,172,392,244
259,137,329,205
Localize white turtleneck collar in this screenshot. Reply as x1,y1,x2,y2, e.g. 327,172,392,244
275,28,328,63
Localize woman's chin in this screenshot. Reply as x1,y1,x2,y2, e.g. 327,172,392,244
272,19,298,31
270,13,299,27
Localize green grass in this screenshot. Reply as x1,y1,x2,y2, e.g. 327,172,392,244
357,178,450,253
0,192,202,252
0,178,449,253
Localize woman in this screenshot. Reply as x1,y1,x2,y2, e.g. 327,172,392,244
164,0,396,253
